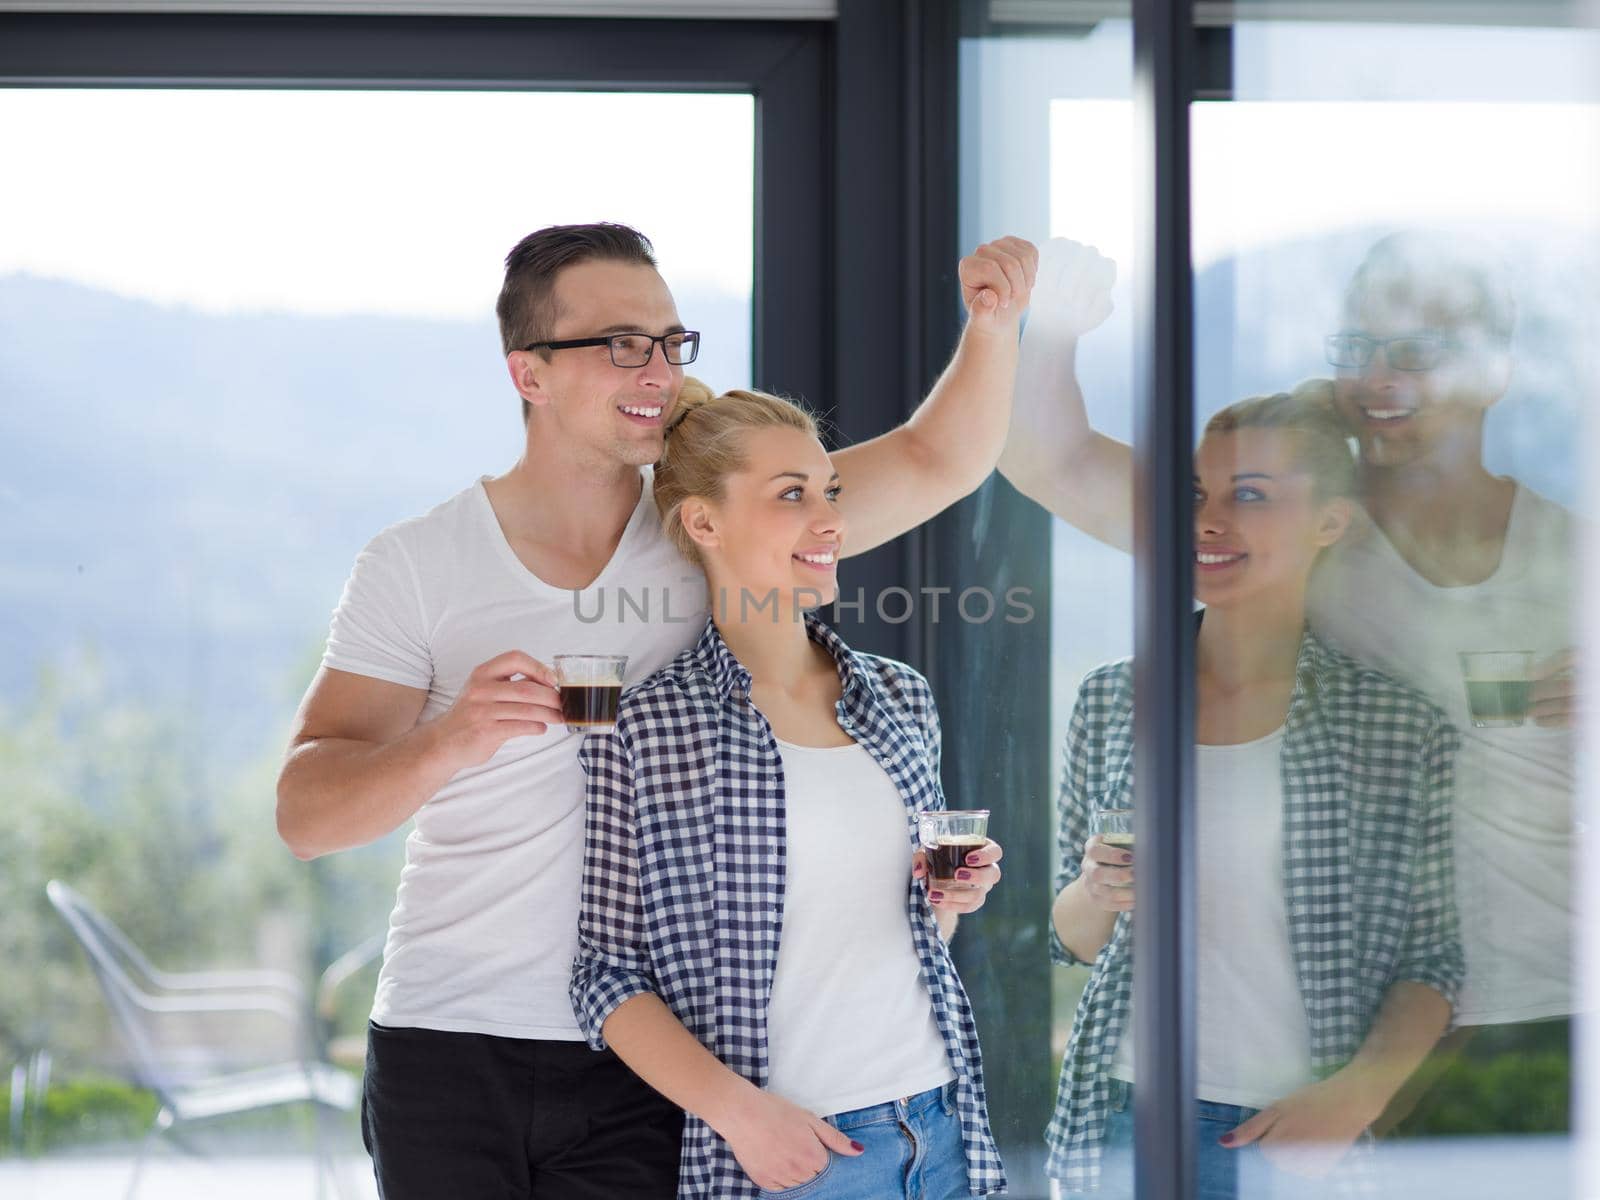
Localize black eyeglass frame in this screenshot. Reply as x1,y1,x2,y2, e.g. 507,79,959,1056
520,330,701,368
1323,331,1462,372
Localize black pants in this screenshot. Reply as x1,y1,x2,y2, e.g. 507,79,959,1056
362,1022,683,1199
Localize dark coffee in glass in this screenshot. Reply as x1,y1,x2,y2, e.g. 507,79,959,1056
554,654,628,733
926,835,989,882
561,684,622,729
917,810,990,889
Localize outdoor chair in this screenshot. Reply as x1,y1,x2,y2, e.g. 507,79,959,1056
46,879,374,1200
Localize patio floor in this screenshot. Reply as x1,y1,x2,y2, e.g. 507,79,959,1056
0,1134,1571,1199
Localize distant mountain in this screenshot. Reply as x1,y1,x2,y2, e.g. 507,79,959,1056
0,274,751,765
1,225,1592,775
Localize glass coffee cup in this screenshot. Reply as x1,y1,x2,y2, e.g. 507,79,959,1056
1458,650,1534,728
554,654,628,733
1091,807,1135,855
917,809,991,889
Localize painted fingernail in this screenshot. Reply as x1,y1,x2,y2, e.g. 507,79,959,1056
1122,854,1133,864
965,852,983,866
956,869,972,881
850,1140,864,1152
929,891,945,902
1219,1133,1235,1146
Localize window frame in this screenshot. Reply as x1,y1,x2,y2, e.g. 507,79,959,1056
0,10,829,410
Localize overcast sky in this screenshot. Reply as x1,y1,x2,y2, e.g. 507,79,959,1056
1053,99,1600,270
0,88,755,319
3,85,1595,321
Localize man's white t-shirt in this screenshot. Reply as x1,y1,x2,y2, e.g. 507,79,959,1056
322,469,708,1040
1308,484,1577,1025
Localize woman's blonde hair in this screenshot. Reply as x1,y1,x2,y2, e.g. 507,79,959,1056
653,377,821,563
1202,379,1356,501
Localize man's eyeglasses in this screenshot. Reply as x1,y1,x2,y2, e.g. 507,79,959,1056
521,330,701,369
1324,332,1456,372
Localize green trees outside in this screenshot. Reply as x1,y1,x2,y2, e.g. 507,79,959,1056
0,646,400,1153
0,645,1573,1152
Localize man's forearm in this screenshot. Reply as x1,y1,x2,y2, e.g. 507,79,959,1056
905,318,1022,496
999,330,1090,484
275,722,458,860
999,326,1134,552
830,315,1023,556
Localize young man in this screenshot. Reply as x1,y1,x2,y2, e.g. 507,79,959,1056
1000,234,1578,1147
275,222,1036,1198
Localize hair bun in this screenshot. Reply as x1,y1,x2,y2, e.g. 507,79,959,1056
665,376,715,438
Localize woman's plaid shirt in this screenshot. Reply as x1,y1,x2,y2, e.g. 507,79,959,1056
571,614,1006,1199
1046,630,1463,1190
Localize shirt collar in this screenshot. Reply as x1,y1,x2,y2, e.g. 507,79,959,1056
1286,627,1337,729
692,611,867,704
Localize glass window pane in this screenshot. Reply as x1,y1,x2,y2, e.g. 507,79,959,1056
0,85,753,1193
962,16,1142,1196
966,6,1596,1198
1196,18,1596,1198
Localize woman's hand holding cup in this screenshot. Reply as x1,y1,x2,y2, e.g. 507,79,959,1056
914,809,1002,912
1082,808,1135,912
913,840,1005,914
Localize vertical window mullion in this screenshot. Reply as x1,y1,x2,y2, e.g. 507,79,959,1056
1131,0,1198,1198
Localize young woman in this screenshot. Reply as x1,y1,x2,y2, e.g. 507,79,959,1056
571,381,1007,1200
1048,387,1464,1200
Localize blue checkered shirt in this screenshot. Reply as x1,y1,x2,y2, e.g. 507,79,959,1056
1046,630,1463,1191
572,613,1006,1199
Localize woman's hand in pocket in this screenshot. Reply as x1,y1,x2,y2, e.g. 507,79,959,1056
720,1090,863,1193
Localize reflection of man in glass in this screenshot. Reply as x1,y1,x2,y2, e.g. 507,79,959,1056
273,222,1036,1198
1001,233,1579,1141
1307,234,1577,1128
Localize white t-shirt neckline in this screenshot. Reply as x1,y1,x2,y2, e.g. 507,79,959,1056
1353,481,1533,597
472,471,656,600
1195,722,1287,752
773,736,859,753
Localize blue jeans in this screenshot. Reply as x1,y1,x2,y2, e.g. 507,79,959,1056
1059,1084,1336,1200
758,1081,969,1200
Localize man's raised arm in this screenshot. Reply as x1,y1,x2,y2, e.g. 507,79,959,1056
996,238,1134,553
830,236,1036,557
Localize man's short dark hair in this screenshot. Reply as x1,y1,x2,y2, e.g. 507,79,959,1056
1344,231,1516,344
497,222,659,422
497,222,658,355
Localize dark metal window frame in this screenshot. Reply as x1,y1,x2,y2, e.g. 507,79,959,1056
1,6,1062,1192
844,2,1057,1190
1130,1,1198,1197
0,10,831,419
2,5,1195,1198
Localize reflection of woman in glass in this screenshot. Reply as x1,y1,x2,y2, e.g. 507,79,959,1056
1048,390,1463,1199
570,382,1006,1200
